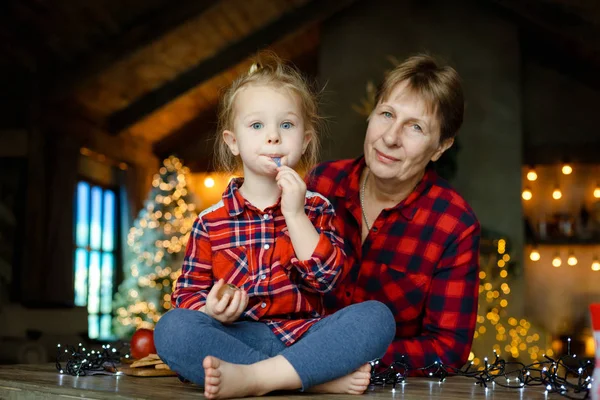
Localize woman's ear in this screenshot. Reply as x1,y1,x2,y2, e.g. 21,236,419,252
223,130,239,156
431,137,454,162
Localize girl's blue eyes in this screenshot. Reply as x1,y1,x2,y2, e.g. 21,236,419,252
412,124,422,132
250,122,293,129
382,111,393,118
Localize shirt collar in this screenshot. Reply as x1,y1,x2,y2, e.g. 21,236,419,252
222,177,282,217
335,156,437,221
223,177,246,217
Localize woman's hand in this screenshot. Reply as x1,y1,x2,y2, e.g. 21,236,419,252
276,166,306,219
201,279,248,324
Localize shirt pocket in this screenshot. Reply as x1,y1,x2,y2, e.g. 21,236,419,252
213,246,250,289
381,261,432,320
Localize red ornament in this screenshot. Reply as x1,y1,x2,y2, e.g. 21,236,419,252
130,328,157,360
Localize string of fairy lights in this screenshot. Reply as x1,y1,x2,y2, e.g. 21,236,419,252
55,342,129,376
522,163,600,272
369,345,592,399
54,340,592,399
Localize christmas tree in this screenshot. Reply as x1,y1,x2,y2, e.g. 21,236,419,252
113,156,197,338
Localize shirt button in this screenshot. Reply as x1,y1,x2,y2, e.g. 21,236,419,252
261,302,267,308
372,227,378,232
260,274,267,280
264,244,270,250
263,214,269,220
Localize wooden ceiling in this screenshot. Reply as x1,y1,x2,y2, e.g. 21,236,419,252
2,0,600,171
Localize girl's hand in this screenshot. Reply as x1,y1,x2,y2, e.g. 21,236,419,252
276,166,306,219
201,279,249,324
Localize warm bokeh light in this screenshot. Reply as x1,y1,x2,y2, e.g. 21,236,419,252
522,189,532,201
561,164,572,175
552,188,562,200
594,185,600,199
567,253,578,266
204,177,215,188
526,169,537,181
552,255,562,267
529,249,540,261
592,259,600,272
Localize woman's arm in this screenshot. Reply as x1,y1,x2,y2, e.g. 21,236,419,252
382,221,481,372
171,217,214,310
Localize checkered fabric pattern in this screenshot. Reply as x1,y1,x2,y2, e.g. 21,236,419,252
172,178,346,346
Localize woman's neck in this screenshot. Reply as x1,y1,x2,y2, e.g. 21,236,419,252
238,174,281,211
365,168,424,208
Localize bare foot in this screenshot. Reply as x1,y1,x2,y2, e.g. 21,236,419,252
203,356,265,399
309,363,372,394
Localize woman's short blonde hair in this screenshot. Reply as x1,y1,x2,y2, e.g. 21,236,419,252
376,54,464,143
215,52,322,174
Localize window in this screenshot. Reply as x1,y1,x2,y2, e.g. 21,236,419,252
74,181,119,340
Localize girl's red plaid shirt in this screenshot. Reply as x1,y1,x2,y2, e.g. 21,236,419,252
172,177,346,346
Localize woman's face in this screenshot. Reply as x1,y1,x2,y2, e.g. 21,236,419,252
364,81,453,185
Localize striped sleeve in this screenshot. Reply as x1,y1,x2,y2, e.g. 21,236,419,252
289,193,346,294
171,216,214,310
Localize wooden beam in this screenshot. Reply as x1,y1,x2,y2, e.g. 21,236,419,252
107,0,356,135
42,0,220,98
43,108,158,170
153,104,219,164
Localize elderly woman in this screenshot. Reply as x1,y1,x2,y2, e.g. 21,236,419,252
307,54,480,371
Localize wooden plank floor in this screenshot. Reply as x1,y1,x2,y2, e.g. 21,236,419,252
0,364,553,399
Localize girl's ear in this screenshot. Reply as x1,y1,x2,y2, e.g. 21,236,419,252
223,130,239,156
302,131,313,154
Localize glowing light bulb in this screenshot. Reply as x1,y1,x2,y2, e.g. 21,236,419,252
529,249,540,261
552,255,562,268
522,189,532,201
552,188,562,200
592,259,600,271
567,252,577,266
594,185,600,199
204,177,215,188
561,164,572,175
526,169,537,181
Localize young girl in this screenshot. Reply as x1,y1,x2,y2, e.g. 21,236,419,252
154,53,395,399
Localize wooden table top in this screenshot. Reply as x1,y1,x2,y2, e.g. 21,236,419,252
0,363,555,399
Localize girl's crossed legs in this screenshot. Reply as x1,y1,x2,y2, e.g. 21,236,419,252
154,300,395,399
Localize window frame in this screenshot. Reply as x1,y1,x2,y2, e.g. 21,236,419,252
73,176,123,340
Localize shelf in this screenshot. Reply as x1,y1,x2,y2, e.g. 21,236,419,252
526,238,600,246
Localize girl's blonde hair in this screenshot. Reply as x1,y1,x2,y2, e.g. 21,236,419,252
215,51,321,174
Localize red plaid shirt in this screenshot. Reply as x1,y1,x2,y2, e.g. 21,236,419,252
172,178,346,345
306,157,480,371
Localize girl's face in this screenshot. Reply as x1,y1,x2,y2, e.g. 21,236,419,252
223,84,311,179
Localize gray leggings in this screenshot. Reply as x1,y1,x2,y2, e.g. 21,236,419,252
154,300,395,390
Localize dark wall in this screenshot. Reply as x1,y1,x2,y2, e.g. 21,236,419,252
523,60,600,164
